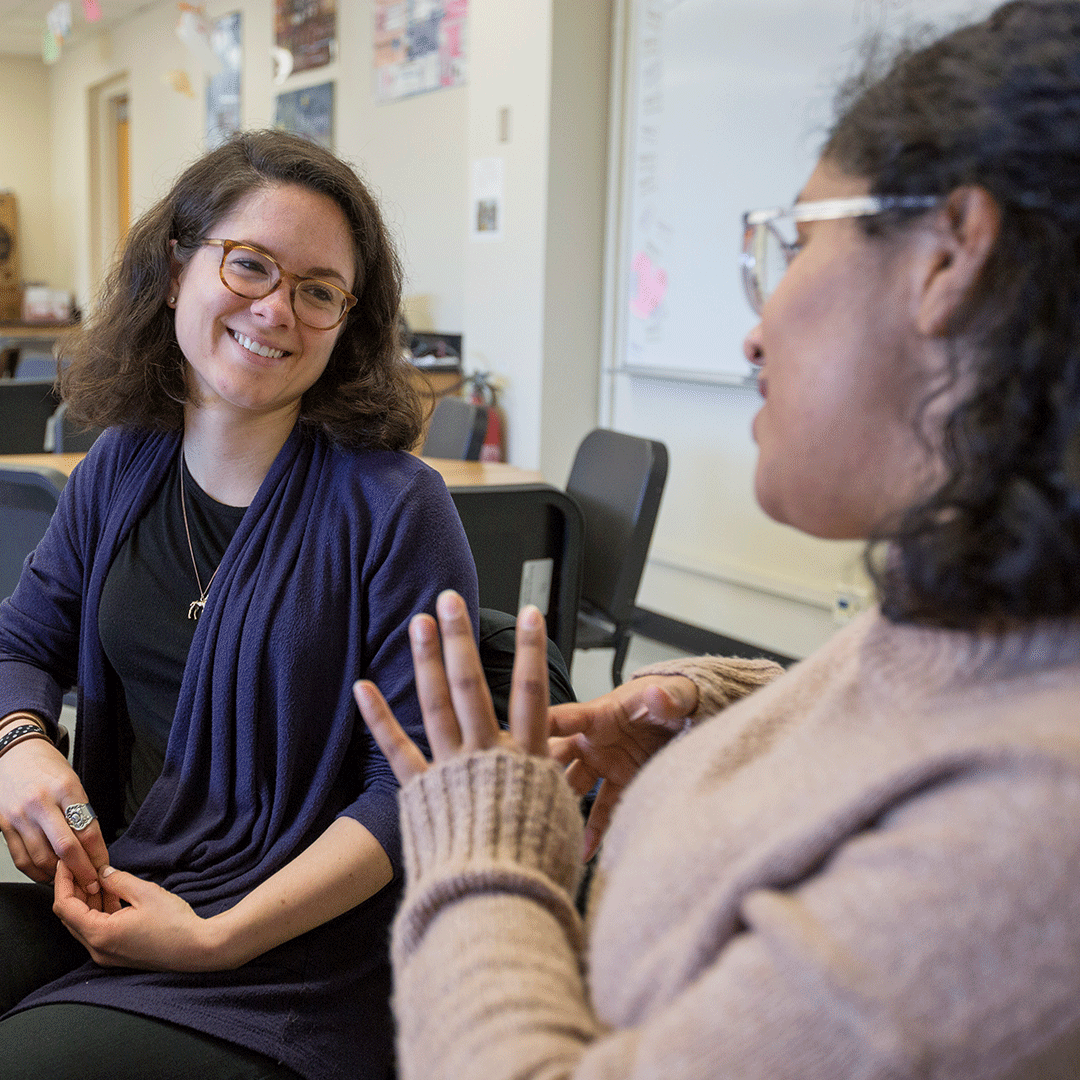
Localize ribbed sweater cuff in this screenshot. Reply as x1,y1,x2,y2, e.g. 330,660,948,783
631,655,785,724
394,751,585,959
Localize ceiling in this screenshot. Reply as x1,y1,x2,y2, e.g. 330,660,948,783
0,0,157,58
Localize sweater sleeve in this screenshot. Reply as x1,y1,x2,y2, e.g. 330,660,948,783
390,750,1080,1079
630,654,785,724
391,750,595,1079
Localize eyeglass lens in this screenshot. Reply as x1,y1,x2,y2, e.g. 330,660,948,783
220,245,347,329
742,219,796,315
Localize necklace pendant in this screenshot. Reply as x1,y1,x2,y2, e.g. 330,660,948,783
188,598,205,621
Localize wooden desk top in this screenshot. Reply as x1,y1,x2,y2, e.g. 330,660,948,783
0,452,544,489
0,321,79,343
422,457,544,488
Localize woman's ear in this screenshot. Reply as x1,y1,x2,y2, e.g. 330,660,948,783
915,186,1001,336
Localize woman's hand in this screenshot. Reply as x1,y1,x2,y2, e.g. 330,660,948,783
355,590,551,785
548,675,699,859
53,862,221,971
0,737,118,911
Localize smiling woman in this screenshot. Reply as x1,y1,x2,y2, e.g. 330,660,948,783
0,130,478,1080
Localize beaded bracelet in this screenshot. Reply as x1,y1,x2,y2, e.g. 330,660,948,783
0,724,50,761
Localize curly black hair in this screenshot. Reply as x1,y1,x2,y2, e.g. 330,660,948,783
823,0,1080,628
60,129,422,452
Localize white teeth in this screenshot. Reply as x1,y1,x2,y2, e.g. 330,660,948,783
232,330,286,359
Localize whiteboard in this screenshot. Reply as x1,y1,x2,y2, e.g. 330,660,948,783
613,0,994,385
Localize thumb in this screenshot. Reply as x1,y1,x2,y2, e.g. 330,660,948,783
640,681,696,725
97,866,145,905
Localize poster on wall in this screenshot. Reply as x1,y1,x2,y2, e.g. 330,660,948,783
374,0,467,103
275,0,336,74
274,82,334,149
206,12,242,149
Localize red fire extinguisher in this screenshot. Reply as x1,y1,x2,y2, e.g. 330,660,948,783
468,371,507,462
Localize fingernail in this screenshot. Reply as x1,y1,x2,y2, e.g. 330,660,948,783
519,605,541,630
410,615,434,644
86,879,100,894
436,590,464,618
100,866,115,878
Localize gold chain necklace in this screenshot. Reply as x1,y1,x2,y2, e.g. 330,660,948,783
180,464,221,621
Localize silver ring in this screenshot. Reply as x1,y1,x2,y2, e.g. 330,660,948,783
63,803,97,831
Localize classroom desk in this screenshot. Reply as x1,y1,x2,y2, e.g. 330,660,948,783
0,452,543,488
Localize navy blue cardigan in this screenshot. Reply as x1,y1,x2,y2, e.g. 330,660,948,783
0,423,478,1080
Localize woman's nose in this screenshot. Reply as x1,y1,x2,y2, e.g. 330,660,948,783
250,279,296,325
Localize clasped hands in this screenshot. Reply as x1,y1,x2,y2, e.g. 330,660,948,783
0,734,222,971
356,590,698,861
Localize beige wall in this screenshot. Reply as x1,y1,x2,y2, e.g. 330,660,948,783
37,0,469,333
0,55,56,288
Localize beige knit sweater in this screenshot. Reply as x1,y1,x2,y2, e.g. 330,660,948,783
392,610,1080,1079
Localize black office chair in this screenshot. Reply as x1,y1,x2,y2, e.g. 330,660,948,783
0,464,67,601
45,401,104,453
450,484,584,664
422,397,489,460
0,380,62,454
0,464,74,753
567,428,668,686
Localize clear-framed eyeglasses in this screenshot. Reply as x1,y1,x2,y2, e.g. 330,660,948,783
740,195,939,316
201,238,358,331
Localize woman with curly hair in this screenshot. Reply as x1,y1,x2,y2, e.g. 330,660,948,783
0,129,477,1079
357,3,1080,1077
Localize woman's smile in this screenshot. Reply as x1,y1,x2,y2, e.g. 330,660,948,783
228,329,289,361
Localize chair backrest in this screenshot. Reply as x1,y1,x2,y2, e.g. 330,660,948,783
0,465,67,600
422,397,489,460
0,379,62,454
14,355,59,380
45,400,104,453
450,484,584,662
566,428,668,627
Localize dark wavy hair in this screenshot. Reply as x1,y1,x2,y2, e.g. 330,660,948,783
60,129,422,451
822,0,1080,629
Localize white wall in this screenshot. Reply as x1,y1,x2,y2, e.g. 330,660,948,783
0,55,56,288
461,0,610,479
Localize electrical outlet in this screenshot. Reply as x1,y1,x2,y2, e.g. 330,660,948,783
832,585,870,625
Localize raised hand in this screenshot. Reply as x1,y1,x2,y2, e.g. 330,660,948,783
355,590,551,784
548,675,699,860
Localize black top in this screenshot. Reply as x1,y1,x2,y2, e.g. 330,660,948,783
98,457,245,823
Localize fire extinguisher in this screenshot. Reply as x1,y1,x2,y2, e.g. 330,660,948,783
467,371,507,462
